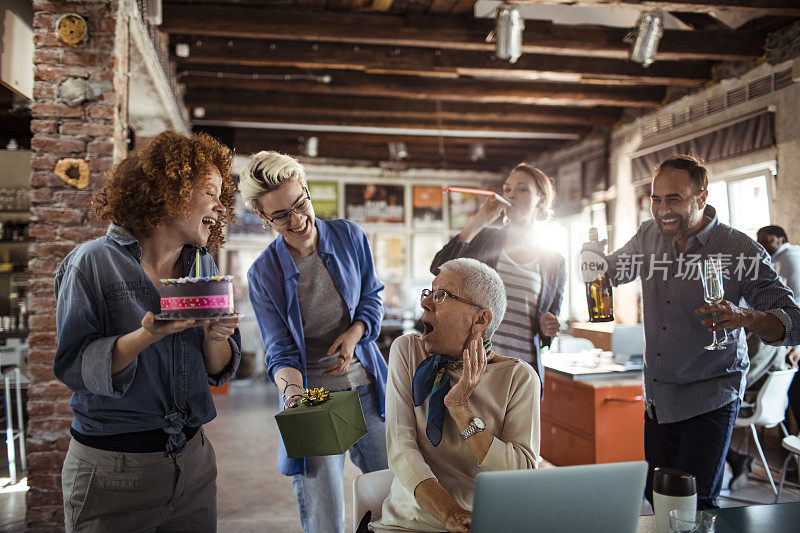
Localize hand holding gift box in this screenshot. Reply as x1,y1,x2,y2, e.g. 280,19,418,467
275,388,368,458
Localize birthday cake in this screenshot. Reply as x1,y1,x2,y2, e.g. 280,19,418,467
157,275,236,319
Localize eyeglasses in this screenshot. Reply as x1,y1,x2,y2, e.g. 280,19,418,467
264,187,312,226
420,288,483,309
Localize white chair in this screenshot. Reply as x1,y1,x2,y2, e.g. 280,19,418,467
734,368,797,494
352,468,394,532
775,432,800,502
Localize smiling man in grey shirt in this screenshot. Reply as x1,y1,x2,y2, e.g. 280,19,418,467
603,155,800,509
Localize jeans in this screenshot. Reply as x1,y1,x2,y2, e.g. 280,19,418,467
292,382,388,533
644,398,740,510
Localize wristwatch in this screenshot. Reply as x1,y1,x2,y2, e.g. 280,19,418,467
460,417,486,440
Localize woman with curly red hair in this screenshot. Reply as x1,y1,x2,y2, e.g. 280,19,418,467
54,131,241,532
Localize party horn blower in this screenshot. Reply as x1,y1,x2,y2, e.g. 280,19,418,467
443,186,512,207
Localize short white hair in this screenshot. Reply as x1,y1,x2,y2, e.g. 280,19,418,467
239,151,305,213
438,258,506,339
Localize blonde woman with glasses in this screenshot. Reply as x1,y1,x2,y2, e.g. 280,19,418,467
240,151,388,533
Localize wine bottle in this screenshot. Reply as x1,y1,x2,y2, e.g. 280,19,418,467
585,227,614,323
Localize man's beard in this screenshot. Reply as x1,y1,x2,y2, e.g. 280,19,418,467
656,213,691,242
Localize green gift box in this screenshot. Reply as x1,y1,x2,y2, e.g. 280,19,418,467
275,390,368,458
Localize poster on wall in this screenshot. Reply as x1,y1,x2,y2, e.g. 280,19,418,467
345,184,405,224
373,233,405,279
448,191,481,230
412,185,443,229
308,181,338,219
229,191,269,237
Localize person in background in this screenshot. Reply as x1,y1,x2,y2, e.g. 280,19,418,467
369,258,539,533
54,131,241,532
603,155,800,509
430,164,565,386
757,224,800,476
757,225,800,298
240,151,388,533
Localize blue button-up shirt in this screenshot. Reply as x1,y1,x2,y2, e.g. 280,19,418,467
54,224,241,454
607,206,800,423
247,218,387,476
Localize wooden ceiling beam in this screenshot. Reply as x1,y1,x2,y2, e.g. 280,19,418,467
514,1,800,17
171,36,711,87
195,108,591,137
161,6,763,61
201,126,561,148
179,68,664,107
185,90,621,126
187,98,615,130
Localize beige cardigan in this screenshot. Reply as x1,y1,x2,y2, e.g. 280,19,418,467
370,333,540,532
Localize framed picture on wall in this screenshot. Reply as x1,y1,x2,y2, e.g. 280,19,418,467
373,233,405,279
412,185,444,229
308,181,338,219
345,184,404,224
448,191,480,230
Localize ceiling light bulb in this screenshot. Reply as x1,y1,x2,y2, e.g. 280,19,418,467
192,107,206,119
389,142,407,160
469,143,486,162
628,11,664,68
175,43,190,58
305,136,319,157
495,4,524,64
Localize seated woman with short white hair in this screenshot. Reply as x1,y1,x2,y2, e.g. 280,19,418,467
369,258,540,533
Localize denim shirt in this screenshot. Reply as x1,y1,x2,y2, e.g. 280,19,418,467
54,224,241,455
606,206,800,423
247,218,388,476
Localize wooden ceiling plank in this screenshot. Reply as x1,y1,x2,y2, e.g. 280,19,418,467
185,90,622,125
172,36,711,87
370,0,395,11
196,109,591,136
189,100,614,127
449,0,476,15
180,69,664,107
514,1,800,17
205,126,558,146
161,6,764,61
428,0,457,15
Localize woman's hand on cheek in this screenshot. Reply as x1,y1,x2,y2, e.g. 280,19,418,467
444,337,487,408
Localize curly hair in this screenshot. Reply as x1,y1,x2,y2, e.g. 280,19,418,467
93,131,236,252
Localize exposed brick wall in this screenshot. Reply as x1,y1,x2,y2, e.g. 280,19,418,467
28,1,128,530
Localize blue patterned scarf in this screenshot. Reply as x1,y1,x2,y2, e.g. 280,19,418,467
412,339,493,446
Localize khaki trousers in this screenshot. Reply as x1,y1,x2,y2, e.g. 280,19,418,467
62,429,217,533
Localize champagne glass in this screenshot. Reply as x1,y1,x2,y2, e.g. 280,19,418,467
700,257,731,350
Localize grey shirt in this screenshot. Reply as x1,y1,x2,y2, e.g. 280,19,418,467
772,242,800,300
606,205,800,423
295,251,372,391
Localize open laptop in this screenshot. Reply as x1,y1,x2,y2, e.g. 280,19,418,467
472,461,647,533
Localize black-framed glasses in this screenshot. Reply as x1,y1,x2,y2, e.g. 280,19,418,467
420,288,483,309
264,187,311,226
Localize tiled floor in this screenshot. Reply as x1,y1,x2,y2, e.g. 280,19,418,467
1,376,798,532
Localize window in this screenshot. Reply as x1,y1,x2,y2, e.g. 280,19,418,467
707,171,772,239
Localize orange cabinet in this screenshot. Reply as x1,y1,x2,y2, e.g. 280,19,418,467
541,370,645,466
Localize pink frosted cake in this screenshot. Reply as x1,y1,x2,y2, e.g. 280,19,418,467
158,275,235,318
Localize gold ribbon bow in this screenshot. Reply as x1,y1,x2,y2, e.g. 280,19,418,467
300,387,331,405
